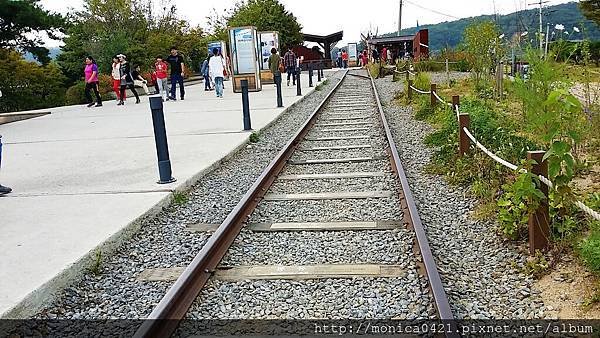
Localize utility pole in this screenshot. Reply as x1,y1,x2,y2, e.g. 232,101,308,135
398,0,403,37
528,0,549,54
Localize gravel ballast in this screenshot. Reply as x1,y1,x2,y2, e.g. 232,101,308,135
374,72,546,319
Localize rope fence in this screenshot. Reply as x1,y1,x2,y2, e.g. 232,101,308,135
404,74,600,252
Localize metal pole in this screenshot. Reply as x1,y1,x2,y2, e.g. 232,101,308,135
528,150,550,254
308,63,313,87
445,58,450,87
241,79,252,130
275,73,283,108
398,0,403,37
317,61,322,82
149,96,176,184
545,23,550,58
296,68,302,96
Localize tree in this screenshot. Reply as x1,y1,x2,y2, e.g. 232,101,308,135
0,49,66,113
580,0,600,26
0,0,65,64
227,0,303,49
463,20,502,88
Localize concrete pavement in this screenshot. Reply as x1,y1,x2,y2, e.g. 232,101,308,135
0,73,326,318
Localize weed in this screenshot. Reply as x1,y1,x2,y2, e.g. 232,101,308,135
583,283,600,308
88,250,102,276
249,132,260,143
580,229,600,273
522,250,550,277
171,191,188,205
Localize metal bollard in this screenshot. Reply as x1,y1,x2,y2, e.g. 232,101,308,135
275,73,283,108
308,63,314,87
528,151,550,254
317,62,322,82
241,79,252,130
296,69,302,96
149,96,176,184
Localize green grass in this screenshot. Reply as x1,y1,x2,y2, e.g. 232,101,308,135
171,191,188,205
88,250,102,276
249,132,260,143
580,227,600,273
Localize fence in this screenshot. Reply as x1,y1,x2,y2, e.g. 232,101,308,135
404,73,600,254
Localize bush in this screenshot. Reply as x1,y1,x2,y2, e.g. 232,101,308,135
414,60,445,72
580,230,600,273
65,74,115,105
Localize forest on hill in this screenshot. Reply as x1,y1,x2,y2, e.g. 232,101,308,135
385,2,600,51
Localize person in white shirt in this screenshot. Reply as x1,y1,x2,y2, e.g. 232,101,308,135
208,48,226,98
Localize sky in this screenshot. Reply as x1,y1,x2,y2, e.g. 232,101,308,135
39,0,575,48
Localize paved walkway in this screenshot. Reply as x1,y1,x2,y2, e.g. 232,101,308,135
0,73,325,318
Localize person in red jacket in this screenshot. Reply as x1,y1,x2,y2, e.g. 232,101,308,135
154,56,169,101
341,49,349,69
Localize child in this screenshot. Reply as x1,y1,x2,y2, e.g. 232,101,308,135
154,56,169,100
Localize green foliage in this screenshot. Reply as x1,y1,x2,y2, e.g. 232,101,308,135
463,20,503,88
497,163,546,240
249,132,260,143
64,74,113,105
580,0,600,26
522,250,550,277
0,49,67,113
314,79,329,91
226,0,303,49
171,191,188,205
0,0,66,64
580,229,600,273
88,250,102,276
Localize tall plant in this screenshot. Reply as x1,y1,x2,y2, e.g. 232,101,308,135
463,20,503,89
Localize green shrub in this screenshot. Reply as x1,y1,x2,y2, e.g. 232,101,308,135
65,74,114,105
580,230,600,273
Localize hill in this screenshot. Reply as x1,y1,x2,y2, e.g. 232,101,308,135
384,2,600,51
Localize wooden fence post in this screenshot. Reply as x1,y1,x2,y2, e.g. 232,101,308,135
407,79,413,102
430,83,437,107
458,113,470,157
452,95,460,111
405,70,409,82
527,151,550,255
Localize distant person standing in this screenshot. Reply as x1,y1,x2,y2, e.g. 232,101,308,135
0,132,11,195
201,56,212,91
336,50,342,68
268,47,282,86
387,48,392,65
166,47,185,101
341,49,348,69
154,56,169,100
111,56,123,101
372,48,380,62
381,47,388,63
117,54,140,105
283,47,296,86
208,48,225,98
83,56,102,108
361,50,369,68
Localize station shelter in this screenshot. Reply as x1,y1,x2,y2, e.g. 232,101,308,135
367,29,429,62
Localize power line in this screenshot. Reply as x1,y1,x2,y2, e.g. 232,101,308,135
403,0,461,20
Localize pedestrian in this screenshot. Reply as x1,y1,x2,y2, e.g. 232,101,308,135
283,47,296,86
341,49,348,69
111,56,123,101
132,65,149,95
387,48,392,65
154,56,169,100
268,47,282,87
361,50,369,68
150,69,159,94
166,47,185,101
381,47,388,64
201,56,212,91
84,56,102,107
208,47,225,98
372,48,380,62
0,132,11,195
117,54,140,105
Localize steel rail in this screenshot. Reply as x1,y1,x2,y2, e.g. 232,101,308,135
369,72,456,327
133,70,349,338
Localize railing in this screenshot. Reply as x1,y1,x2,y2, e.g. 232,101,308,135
404,74,600,254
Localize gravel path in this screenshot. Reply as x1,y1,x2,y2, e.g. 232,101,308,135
34,71,346,320
374,73,546,319
185,72,435,322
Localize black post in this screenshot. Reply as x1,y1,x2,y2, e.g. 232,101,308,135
296,68,302,96
275,73,283,107
317,61,322,82
241,79,252,130
149,96,176,184
308,63,313,87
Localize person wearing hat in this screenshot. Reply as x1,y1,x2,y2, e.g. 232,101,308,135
117,54,140,105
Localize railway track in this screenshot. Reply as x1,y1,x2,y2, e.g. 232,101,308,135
135,69,454,337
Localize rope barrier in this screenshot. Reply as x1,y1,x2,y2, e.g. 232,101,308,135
394,70,408,75
462,127,600,221
409,85,431,95
408,70,417,76
432,91,452,106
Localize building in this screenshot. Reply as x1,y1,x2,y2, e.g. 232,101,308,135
368,29,429,61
